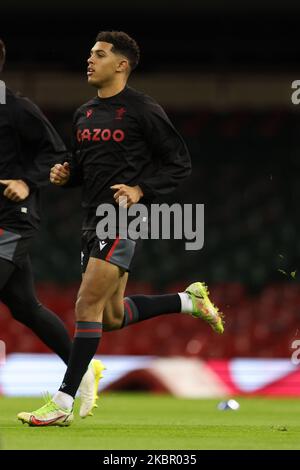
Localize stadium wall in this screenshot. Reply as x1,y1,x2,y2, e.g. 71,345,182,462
1,354,299,398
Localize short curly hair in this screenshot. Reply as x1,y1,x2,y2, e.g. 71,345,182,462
0,39,6,73
95,31,140,72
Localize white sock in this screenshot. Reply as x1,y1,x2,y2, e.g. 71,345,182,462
53,391,74,410
178,292,193,313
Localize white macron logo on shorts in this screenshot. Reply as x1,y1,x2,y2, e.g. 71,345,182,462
99,241,108,251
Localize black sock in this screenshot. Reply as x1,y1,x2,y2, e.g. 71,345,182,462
122,294,181,327
59,321,102,398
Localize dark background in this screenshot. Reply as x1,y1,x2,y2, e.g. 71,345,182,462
1,1,300,357
2,0,300,73
1,0,299,288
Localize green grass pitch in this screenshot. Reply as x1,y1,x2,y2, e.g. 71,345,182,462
0,393,299,450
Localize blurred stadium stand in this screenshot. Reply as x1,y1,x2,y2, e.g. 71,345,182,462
1,107,300,359
0,281,299,358
28,107,300,289
1,1,300,361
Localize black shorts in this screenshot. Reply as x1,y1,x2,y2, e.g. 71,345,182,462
0,228,33,268
81,230,137,273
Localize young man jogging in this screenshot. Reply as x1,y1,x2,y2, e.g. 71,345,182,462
18,31,223,427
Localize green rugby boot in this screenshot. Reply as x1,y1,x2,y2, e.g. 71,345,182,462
185,282,224,334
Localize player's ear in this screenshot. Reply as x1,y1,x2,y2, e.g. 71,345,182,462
116,59,129,74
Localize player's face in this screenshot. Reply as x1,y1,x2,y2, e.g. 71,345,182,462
87,41,126,87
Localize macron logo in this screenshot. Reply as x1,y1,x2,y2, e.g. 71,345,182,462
99,241,108,251
86,109,93,118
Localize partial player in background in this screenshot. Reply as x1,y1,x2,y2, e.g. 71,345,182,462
18,31,224,427
0,39,104,419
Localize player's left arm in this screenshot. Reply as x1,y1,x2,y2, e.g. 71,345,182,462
136,97,192,201
13,97,67,194
111,98,192,208
110,183,144,208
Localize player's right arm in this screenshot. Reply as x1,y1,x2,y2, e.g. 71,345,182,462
50,110,83,187
50,162,70,186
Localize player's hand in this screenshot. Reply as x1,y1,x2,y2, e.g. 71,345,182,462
110,184,144,208
0,179,30,202
50,162,70,186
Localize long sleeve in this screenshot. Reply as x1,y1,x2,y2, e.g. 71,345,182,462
137,96,192,200
13,96,67,190
62,112,83,188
